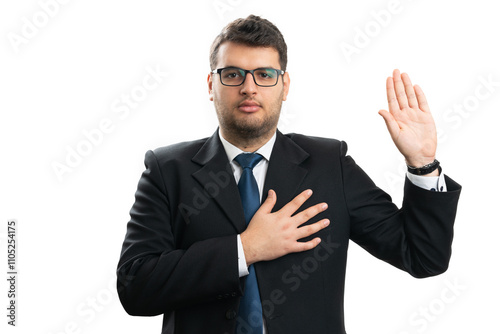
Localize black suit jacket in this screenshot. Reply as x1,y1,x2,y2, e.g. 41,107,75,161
117,130,461,334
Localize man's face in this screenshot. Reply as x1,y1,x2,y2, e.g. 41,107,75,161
208,42,290,142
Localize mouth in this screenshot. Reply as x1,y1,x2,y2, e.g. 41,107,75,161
238,100,261,113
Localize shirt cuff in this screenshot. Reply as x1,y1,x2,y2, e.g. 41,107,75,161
237,234,249,277
406,169,447,192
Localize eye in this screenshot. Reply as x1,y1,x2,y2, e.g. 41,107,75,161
223,68,244,79
256,69,276,79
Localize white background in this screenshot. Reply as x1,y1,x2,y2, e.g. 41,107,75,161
1,0,499,333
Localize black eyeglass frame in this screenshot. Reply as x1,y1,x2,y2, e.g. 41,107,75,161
211,67,285,87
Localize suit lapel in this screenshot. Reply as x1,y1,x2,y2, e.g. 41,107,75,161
191,130,247,233
263,131,310,210
190,130,310,232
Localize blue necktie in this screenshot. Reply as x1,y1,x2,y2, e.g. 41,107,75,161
234,153,264,333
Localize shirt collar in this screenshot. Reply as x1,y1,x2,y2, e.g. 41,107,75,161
218,129,276,163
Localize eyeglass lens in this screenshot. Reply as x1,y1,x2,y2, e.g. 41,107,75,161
220,68,279,86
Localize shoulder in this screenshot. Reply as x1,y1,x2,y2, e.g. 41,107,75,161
283,132,348,156
145,137,210,166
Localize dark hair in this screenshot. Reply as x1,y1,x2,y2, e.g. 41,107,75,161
209,15,288,71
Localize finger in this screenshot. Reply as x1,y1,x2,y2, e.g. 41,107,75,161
290,237,322,253
414,84,430,113
386,76,400,113
296,219,330,240
401,72,418,109
378,109,401,139
279,189,313,217
258,189,277,214
292,202,328,226
392,69,409,110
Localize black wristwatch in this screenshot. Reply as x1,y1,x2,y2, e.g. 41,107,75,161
407,159,441,175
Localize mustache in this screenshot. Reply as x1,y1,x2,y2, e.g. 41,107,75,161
238,99,262,107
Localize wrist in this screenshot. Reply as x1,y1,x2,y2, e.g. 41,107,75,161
405,156,436,168
407,159,441,176
240,232,257,266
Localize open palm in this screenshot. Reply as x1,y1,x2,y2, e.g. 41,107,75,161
378,69,437,167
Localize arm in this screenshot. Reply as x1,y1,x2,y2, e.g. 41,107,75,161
342,141,461,277
348,70,461,276
116,150,241,316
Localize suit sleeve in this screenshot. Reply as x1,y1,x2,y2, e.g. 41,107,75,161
341,141,462,278
116,150,242,316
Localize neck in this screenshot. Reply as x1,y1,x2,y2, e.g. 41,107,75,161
220,128,275,152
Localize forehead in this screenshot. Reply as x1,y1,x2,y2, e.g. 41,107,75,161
216,42,281,69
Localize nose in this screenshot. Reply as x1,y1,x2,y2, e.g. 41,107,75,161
239,72,258,96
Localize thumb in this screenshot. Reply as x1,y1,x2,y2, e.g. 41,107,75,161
378,109,400,138
259,189,277,214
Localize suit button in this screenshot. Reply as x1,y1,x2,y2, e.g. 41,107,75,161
225,309,237,320
231,292,237,297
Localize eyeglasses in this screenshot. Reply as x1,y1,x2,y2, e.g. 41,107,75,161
211,67,285,87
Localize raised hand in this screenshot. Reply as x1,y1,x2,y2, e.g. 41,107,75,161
378,69,438,171
240,189,330,265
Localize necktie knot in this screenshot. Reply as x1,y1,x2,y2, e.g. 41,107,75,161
234,153,263,170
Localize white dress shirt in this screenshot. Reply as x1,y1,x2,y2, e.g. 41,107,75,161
218,130,276,277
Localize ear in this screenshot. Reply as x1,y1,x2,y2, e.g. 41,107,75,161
207,73,214,101
282,72,290,101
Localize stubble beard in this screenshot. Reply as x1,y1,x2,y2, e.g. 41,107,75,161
215,91,283,143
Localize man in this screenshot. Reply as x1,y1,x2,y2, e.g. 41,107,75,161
117,15,461,334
